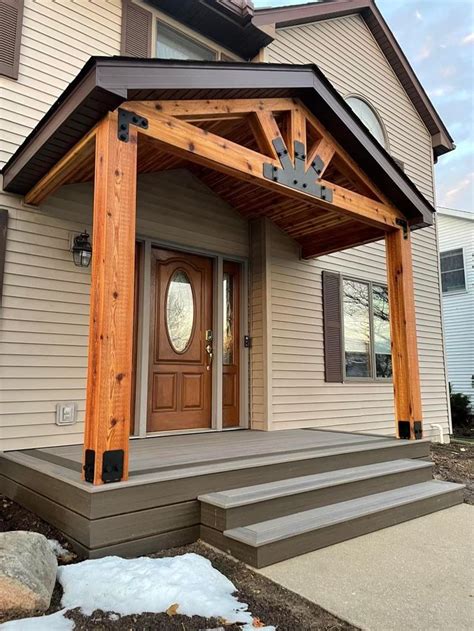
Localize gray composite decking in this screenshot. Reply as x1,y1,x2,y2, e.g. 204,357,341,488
0,429,433,558
202,480,464,567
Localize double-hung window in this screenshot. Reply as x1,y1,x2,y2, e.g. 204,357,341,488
440,249,465,293
156,22,217,60
342,278,392,380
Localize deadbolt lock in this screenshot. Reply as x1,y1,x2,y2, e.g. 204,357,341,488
205,329,213,342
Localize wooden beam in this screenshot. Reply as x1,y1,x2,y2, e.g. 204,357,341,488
142,98,297,119
249,110,282,160
121,103,401,230
83,112,137,485
301,103,396,207
282,107,306,162
25,127,97,206
307,137,336,177
385,227,423,440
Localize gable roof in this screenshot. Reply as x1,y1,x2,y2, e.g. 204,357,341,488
253,0,454,158
1,57,434,227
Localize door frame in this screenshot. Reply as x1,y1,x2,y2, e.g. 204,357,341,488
133,236,249,437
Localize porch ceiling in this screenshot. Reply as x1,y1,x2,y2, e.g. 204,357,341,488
2,58,435,230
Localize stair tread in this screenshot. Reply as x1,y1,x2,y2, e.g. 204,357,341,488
199,459,433,508
224,480,464,546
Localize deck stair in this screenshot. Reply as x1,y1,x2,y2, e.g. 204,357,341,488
199,459,464,568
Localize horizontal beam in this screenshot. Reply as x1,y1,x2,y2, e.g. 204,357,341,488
122,102,401,230
140,98,298,119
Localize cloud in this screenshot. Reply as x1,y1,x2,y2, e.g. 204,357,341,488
415,9,422,21
442,172,474,205
416,42,432,61
462,32,474,45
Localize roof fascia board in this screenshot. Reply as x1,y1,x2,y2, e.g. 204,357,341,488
2,65,125,190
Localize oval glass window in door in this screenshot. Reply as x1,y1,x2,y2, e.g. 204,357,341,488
166,270,195,352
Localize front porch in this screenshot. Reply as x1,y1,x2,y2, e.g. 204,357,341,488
0,428,447,562
1,58,462,566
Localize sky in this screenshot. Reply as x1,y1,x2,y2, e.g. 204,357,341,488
254,0,474,212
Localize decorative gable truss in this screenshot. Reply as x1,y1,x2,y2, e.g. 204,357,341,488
25,98,404,259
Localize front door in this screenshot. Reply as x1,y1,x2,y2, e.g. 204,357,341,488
148,248,213,431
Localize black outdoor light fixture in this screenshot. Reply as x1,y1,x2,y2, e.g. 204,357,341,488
72,231,92,268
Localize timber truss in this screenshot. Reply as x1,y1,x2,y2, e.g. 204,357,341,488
25,97,405,258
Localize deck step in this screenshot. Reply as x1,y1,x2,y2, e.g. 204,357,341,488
201,480,464,568
199,459,433,530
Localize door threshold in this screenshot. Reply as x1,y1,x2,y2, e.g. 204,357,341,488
136,426,247,439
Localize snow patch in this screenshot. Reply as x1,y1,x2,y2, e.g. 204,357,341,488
58,553,274,628
0,610,73,631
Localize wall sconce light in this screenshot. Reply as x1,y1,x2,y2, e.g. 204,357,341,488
72,231,92,268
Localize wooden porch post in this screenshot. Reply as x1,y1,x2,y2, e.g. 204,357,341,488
83,112,138,484
385,226,423,440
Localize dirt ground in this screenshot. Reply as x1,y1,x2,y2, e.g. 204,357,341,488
431,441,473,504
1,499,356,630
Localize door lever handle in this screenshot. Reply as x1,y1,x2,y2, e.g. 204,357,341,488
205,343,213,371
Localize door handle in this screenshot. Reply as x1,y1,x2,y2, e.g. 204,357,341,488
205,342,213,371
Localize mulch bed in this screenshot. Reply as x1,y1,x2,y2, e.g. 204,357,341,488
0,497,356,630
430,441,473,504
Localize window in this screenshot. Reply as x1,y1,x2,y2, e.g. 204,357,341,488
440,249,466,293
156,21,216,60
343,279,392,380
345,96,388,149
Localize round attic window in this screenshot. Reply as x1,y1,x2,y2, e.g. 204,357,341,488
345,97,388,149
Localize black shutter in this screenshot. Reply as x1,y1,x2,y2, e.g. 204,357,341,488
0,0,24,80
121,0,152,57
0,209,8,304
322,271,343,383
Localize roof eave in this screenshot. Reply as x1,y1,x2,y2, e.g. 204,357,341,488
1,58,433,228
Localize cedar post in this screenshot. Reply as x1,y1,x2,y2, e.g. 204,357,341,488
385,225,423,440
82,112,138,484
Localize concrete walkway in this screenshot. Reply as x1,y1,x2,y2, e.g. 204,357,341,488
259,504,474,631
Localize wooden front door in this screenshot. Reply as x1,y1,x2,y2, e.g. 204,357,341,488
148,248,213,431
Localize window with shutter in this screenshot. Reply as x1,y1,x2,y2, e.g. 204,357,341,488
121,0,152,58
0,209,8,305
0,0,24,80
322,271,343,383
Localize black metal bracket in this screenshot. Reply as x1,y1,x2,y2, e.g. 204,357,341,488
398,420,423,440
83,449,95,483
118,109,148,142
263,138,333,202
102,449,124,483
83,448,124,483
396,218,409,239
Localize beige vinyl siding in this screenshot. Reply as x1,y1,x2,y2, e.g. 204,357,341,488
437,211,474,402
0,170,249,450
0,0,122,168
266,15,434,202
264,15,449,438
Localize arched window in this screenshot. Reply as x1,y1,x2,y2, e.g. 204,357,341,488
345,96,388,149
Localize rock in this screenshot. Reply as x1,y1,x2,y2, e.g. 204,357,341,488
0,531,57,613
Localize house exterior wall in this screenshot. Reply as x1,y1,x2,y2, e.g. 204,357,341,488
437,210,474,402
0,5,451,448
0,171,249,450
263,15,450,437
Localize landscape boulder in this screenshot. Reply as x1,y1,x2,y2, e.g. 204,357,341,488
0,531,57,613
